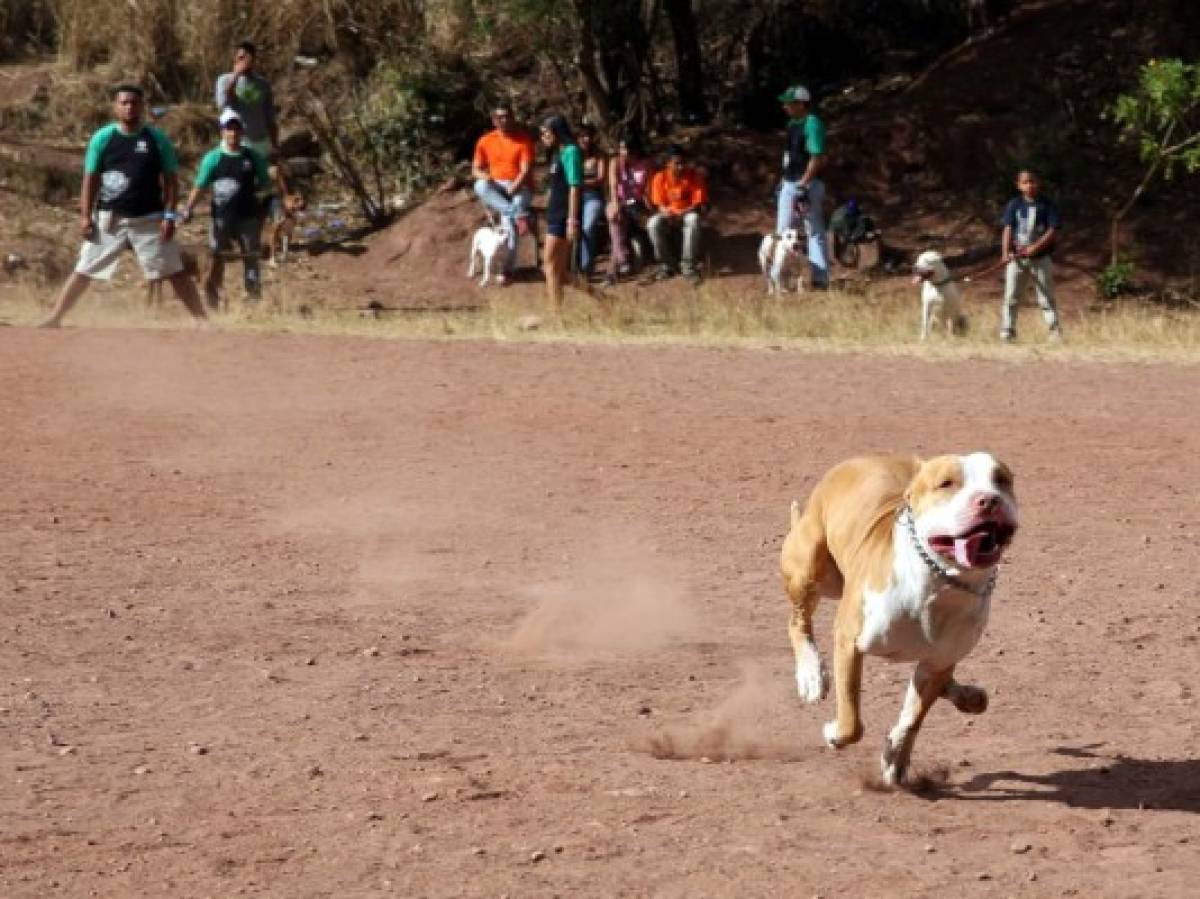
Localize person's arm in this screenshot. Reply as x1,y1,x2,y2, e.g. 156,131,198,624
562,144,584,239
799,116,827,186
263,80,280,151
217,74,237,110
1025,227,1057,258
181,150,217,223
181,184,204,223
160,171,179,240
471,138,491,183
650,173,671,217
78,173,99,238
1000,201,1017,260
78,128,106,238
510,136,534,192
606,155,620,215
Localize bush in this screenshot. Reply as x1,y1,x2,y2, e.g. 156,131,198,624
1097,259,1136,299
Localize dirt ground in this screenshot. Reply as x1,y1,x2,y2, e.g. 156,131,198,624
3,328,1199,898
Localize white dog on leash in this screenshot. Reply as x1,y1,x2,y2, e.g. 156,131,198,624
912,249,969,340
758,228,806,295
467,221,514,287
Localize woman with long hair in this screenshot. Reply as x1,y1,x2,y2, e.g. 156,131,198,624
575,123,607,277
539,114,582,312
605,129,654,286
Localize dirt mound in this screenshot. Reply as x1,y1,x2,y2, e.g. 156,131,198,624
321,180,507,307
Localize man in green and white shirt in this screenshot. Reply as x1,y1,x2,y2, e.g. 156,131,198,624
38,84,208,328
777,84,830,288
183,108,271,306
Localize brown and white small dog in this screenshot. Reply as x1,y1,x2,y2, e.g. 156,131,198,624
912,250,968,340
780,453,1018,786
759,228,805,295
263,193,306,267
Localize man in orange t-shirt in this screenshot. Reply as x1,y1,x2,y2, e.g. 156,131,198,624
647,144,708,283
472,104,536,280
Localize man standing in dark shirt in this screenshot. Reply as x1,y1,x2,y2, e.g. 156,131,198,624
38,84,207,328
776,85,830,289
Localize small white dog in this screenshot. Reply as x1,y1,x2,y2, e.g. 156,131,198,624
467,221,513,286
912,249,969,340
758,229,806,295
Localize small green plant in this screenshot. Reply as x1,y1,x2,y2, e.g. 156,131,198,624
1096,259,1136,299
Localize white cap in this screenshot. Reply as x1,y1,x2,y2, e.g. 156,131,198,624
219,108,243,128
777,85,812,104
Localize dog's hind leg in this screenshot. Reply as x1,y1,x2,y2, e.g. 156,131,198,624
467,245,478,280
781,501,833,703
881,662,955,786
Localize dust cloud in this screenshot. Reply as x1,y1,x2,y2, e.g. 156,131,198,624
503,543,697,656
634,662,804,762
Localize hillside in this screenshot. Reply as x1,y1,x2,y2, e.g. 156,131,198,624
2,0,1200,312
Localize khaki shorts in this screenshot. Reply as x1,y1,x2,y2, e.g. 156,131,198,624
75,211,184,282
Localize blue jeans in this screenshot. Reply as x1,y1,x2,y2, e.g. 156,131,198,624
578,190,605,274
473,178,532,272
777,177,829,287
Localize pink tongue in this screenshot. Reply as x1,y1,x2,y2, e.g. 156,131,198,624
953,532,987,568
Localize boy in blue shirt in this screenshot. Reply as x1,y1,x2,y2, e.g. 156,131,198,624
1000,170,1063,342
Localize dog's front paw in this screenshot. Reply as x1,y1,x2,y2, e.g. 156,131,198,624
822,720,862,749
944,682,988,715
794,651,828,704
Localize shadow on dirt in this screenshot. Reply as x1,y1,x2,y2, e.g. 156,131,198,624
923,744,1200,813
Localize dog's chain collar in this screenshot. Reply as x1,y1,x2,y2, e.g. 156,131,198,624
897,505,998,599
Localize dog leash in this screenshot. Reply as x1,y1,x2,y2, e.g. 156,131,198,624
897,505,998,599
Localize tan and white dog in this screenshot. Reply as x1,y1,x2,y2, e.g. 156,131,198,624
912,249,968,340
263,193,307,267
759,228,805,295
780,453,1018,786
467,221,514,287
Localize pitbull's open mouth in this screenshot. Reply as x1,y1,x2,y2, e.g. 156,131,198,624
928,521,1016,569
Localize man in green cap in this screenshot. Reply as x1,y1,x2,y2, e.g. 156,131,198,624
776,84,829,288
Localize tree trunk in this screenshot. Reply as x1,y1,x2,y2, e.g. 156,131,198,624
571,0,614,127
662,0,707,124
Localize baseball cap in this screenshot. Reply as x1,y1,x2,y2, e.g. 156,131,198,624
219,108,243,128
777,85,811,104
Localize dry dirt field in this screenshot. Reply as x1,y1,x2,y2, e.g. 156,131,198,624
3,328,1199,898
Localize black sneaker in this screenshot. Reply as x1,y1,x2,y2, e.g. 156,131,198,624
652,267,677,282
603,274,617,288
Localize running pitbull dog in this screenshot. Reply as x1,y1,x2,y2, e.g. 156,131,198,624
913,249,968,340
758,228,805,295
467,221,514,287
780,453,1018,786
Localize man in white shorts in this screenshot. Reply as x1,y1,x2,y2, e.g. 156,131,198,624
38,84,208,328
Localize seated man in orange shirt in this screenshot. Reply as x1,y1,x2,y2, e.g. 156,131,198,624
472,104,536,281
647,144,708,284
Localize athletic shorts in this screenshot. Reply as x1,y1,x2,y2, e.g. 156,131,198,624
546,217,568,239
75,211,183,281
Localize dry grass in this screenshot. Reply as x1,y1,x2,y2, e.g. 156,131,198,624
5,275,1200,365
